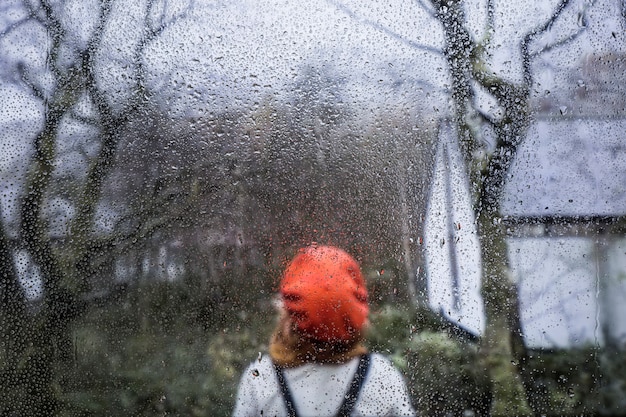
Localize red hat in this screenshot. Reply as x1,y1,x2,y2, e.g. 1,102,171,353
280,245,369,342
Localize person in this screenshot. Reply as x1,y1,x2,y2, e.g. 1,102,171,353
233,245,416,417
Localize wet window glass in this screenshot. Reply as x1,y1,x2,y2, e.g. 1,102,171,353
0,0,624,415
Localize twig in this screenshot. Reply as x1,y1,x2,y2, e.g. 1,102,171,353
68,108,99,126
17,62,45,100
529,13,588,57
36,0,67,79
145,0,193,41
414,0,436,18
0,17,30,39
520,0,591,84
325,0,442,56
23,0,46,24
527,0,573,39
118,0,194,120
475,107,498,128
486,0,496,32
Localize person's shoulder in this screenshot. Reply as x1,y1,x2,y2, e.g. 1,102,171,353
234,354,280,416
359,352,416,416
239,354,276,381
368,352,398,369
367,353,407,382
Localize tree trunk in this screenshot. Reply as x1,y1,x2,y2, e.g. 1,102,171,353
0,231,66,416
430,0,532,412
477,205,532,416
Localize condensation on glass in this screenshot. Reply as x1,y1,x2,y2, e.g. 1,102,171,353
0,0,624,415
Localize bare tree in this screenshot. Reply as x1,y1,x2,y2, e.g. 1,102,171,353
327,0,594,413
0,1,194,414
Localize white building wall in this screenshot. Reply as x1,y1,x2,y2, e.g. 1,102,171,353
424,123,485,336
601,237,626,346
509,237,601,348
424,122,626,348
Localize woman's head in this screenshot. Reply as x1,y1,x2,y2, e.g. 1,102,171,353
279,245,369,343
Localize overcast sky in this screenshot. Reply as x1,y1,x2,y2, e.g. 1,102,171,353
1,0,623,209
2,0,623,119
1,0,623,226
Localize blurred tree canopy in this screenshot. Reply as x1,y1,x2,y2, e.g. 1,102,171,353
0,1,433,415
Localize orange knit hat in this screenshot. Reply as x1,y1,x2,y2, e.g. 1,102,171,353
280,245,369,343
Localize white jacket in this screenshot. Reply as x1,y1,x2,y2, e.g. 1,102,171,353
233,353,416,417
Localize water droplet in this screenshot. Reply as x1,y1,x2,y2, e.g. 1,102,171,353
252,369,260,377
559,106,567,115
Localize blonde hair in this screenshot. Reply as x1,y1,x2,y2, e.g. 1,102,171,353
269,309,368,368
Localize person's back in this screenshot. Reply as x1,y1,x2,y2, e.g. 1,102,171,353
234,353,415,416
233,245,416,417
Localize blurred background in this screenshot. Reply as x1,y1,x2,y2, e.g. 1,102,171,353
0,0,625,415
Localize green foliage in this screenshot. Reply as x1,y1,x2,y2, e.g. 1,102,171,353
368,305,491,416
598,348,626,413
366,305,620,417
406,332,491,417
6,278,617,416
52,281,275,417
522,346,610,415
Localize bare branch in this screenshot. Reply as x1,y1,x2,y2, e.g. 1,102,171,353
325,0,442,56
486,0,496,32
106,187,210,256
529,11,588,57
37,0,66,79
414,0,436,18
145,0,167,35
68,108,99,126
468,0,496,86
145,0,194,41
525,0,573,40
475,107,498,129
23,0,47,24
520,0,591,84
17,62,45,100
0,17,31,39
472,68,524,106
85,0,113,56
116,0,195,119
82,0,114,118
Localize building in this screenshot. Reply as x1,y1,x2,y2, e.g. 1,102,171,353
425,117,626,348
